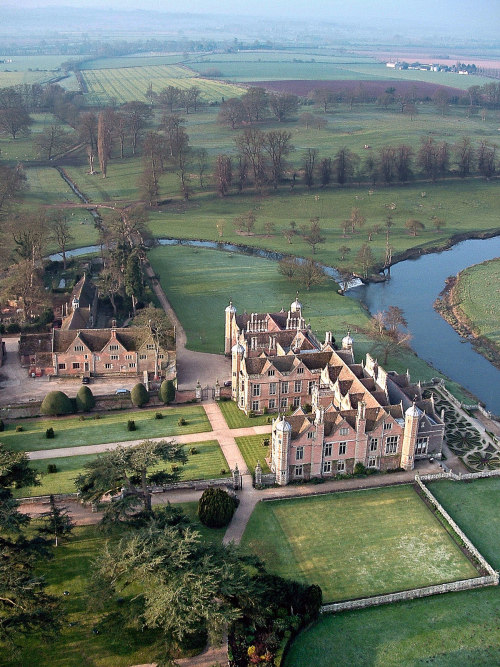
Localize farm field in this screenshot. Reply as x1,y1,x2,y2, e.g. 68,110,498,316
450,259,500,353
81,54,187,69
240,485,477,602
147,244,470,395
13,439,230,497
81,64,246,105
2,405,211,453
188,54,493,88
235,435,271,474
285,477,500,667
4,503,224,666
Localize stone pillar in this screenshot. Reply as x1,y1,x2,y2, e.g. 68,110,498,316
195,380,202,401
255,460,262,486
214,379,220,400
232,463,241,490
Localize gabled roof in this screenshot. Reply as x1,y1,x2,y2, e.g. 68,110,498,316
53,327,162,354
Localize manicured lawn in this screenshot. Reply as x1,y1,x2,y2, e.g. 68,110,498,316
285,586,500,667
241,486,477,603
217,399,271,429
235,434,271,474
285,477,500,666
427,477,500,570
2,405,211,452
13,440,230,497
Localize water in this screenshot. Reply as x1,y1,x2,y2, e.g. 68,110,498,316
348,237,500,413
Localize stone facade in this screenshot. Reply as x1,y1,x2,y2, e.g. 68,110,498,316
225,300,445,481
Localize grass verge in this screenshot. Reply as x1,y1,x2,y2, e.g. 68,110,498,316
235,434,271,474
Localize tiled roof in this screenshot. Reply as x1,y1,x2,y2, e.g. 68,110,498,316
53,327,156,353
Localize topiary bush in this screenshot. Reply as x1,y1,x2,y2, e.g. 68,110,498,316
197,488,238,528
178,417,187,426
155,412,163,419
40,391,73,417
47,463,58,474
131,383,149,407
127,420,136,432
15,425,23,432
46,427,55,439
76,385,95,412
158,379,175,405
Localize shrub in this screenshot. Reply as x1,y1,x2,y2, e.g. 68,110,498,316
15,425,24,432
79,415,85,421
127,420,136,431
94,414,101,420
197,488,237,528
354,462,367,476
155,412,163,419
178,417,187,426
220,468,227,475
76,385,95,412
262,438,270,446
158,379,175,405
40,391,73,417
0,419,4,432
131,383,149,407
46,427,55,439
47,463,58,474
248,410,255,418
189,447,198,455
303,403,312,413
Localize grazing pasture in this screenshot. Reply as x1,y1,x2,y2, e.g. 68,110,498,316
240,485,477,602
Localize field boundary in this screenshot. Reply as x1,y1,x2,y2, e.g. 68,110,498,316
321,474,498,614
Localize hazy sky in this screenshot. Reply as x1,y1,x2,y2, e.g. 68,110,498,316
6,0,499,37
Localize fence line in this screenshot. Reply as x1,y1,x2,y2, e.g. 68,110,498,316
418,469,500,482
321,575,498,614
415,474,497,576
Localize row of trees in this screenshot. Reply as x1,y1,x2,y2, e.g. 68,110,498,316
218,88,299,127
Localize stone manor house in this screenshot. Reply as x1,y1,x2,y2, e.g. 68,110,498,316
225,299,445,484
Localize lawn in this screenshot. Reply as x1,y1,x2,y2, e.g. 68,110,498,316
2,405,211,452
12,440,230,498
3,503,224,666
452,258,500,354
235,434,271,474
285,477,500,666
240,486,477,603
217,399,271,429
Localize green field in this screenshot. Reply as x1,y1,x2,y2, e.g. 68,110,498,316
235,435,271,474
81,64,246,105
240,486,477,602
285,477,500,666
452,259,500,354
4,503,224,666
13,439,229,497
217,399,271,429
1,405,211,453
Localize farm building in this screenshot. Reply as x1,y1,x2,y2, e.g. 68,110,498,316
225,299,444,482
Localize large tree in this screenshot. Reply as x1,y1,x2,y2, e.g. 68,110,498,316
298,258,326,290
75,440,187,520
454,136,475,177
33,125,72,159
268,93,299,122
333,147,358,185
235,128,266,191
217,97,245,129
89,517,251,662
213,154,232,197
0,106,31,139
0,446,59,653
303,218,325,254
49,211,74,270
122,101,151,155
241,87,268,122
263,130,293,189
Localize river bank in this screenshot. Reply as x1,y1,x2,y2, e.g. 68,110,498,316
434,260,500,371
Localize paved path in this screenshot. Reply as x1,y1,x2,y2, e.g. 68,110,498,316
144,261,230,389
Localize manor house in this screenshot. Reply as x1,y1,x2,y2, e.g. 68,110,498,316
225,299,444,483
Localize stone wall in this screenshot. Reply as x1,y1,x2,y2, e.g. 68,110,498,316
321,575,498,614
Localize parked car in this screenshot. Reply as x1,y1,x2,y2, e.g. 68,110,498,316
224,380,232,387
82,376,90,384
115,388,129,395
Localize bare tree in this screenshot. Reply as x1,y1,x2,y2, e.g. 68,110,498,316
235,128,267,191
50,212,74,269
214,154,232,197
278,256,300,280
269,93,299,122
264,130,293,189
405,218,425,237
454,136,475,177
298,258,327,290
217,98,245,129
303,148,318,188
303,218,325,254
97,110,113,177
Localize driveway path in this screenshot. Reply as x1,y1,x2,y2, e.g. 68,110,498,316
144,261,230,389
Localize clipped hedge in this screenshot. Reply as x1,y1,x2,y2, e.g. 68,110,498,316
76,385,95,412
197,487,238,528
131,383,149,407
40,391,73,417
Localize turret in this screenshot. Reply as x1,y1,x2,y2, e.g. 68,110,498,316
272,416,292,485
401,402,421,470
231,342,245,402
224,301,236,355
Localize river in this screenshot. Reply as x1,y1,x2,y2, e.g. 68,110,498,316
51,236,500,412
348,237,500,413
